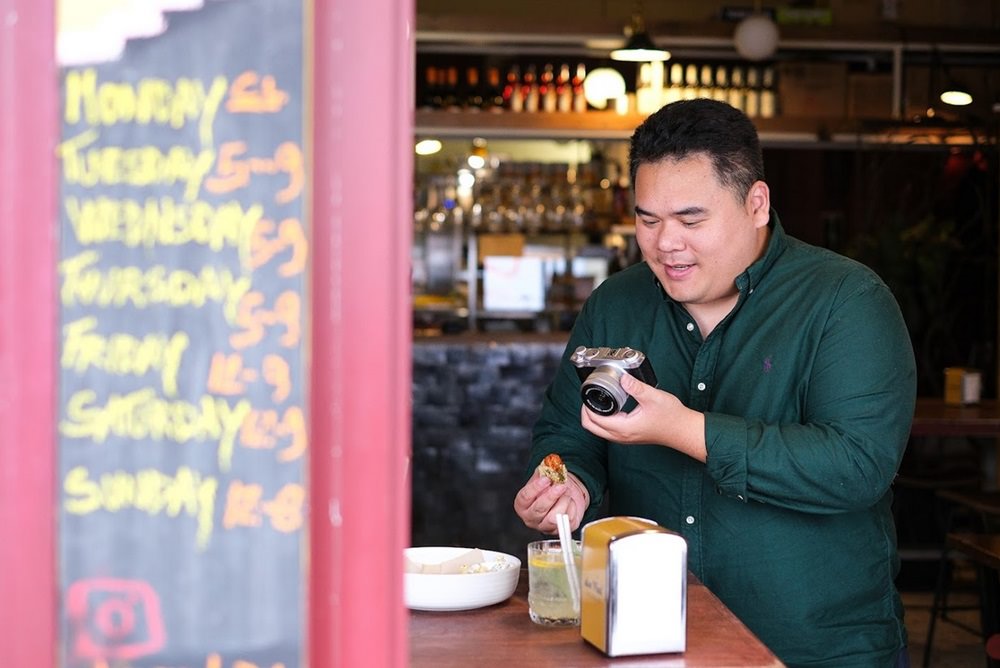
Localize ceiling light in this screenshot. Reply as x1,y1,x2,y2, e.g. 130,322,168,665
733,13,780,61
940,84,973,107
415,139,442,156
583,68,627,109
611,11,670,62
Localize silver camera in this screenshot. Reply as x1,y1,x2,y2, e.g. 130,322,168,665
570,346,658,416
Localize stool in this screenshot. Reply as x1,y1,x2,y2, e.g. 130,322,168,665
942,533,1000,668
923,491,1000,667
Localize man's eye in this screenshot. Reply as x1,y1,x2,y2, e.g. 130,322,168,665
639,218,658,226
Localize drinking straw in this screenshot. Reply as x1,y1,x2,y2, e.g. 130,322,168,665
556,512,581,614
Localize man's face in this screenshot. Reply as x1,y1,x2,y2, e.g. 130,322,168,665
633,153,769,326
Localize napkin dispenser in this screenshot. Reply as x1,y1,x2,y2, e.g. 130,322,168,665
580,516,687,657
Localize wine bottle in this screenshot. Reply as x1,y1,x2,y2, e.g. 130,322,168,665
556,63,573,112
463,66,484,110
522,64,540,112
504,64,524,112
572,63,588,113
484,66,505,112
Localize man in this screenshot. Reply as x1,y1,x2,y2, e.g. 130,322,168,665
513,98,916,667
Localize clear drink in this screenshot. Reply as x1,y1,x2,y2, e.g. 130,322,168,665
527,539,581,626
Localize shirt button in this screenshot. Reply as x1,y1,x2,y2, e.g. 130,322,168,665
685,515,695,525
686,322,694,332
697,382,706,391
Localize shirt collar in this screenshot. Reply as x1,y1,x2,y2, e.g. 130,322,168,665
735,209,786,294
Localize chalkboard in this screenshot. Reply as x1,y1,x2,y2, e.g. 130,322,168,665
57,1,306,666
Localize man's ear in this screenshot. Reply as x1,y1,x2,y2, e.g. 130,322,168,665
746,180,771,228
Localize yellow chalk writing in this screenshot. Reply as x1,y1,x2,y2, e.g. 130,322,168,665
64,195,262,271
60,388,251,471
59,251,251,325
63,465,217,549
61,317,189,397
59,129,216,202
63,68,228,147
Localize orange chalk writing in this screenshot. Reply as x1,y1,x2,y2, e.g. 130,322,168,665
225,71,289,114
207,352,249,395
250,217,307,276
238,406,307,462
203,140,304,203
229,290,301,350
223,480,263,529
262,484,304,533
223,480,304,533
261,354,292,402
272,142,304,203
206,353,291,402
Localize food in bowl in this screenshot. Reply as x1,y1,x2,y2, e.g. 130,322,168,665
404,547,521,611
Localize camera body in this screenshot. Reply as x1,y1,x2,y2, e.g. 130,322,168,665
570,346,657,416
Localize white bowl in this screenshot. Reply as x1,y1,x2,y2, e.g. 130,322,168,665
404,546,521,611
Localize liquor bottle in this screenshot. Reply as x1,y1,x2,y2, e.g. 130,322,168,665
698,64,714,99
636,63,656,115
421,65,442,109
522,64,540,112
684,64,699,100
484,66,505,112
504,64,524,112
572,63,588,113
443,66,461,111
463,66,484,110
728,66,745,112
556,63,573,112
744,66,760,118
713,65,730,103
540,63,557,112
760,66,777,118
665,62,684,104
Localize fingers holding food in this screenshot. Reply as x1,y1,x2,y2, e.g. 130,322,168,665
539,453,568,484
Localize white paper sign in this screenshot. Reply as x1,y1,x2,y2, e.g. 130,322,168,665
483,256,545,312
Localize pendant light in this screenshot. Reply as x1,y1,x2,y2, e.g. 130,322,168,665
733,1,779,61
940,79,973,106
611,4,670,62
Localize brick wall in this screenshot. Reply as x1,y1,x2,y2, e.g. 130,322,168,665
411,337,567,558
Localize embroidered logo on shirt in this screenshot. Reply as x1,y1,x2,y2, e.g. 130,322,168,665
762,356,773,373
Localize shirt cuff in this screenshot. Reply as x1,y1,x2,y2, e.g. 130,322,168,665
704,412,749,502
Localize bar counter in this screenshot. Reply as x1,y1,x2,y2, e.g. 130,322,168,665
410,572,784,667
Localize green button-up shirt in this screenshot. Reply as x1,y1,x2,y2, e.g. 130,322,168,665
530,215,917,667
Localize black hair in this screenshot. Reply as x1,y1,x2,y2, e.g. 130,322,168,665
628,98,765,202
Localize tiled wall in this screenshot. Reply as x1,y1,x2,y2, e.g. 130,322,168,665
411,337,566,558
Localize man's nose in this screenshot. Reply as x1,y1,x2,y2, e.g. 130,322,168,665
656,224,684,252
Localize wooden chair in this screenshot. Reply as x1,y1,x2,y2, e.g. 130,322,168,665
923,491,1000,668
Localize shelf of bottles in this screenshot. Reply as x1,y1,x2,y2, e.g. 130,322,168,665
412,150,639,334
416,58,780,125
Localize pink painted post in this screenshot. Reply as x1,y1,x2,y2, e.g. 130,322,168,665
0,0,58,665
311,0,414,665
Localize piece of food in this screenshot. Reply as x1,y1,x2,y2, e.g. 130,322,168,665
539,453,568,484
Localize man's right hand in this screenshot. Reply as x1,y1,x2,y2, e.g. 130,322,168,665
513,469,589,534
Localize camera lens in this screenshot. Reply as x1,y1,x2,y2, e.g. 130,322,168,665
583,385,619,415
580,365,629,416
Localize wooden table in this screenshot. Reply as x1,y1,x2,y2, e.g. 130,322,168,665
912,398,1000,437
410,572,784,667
911,398,1000,487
